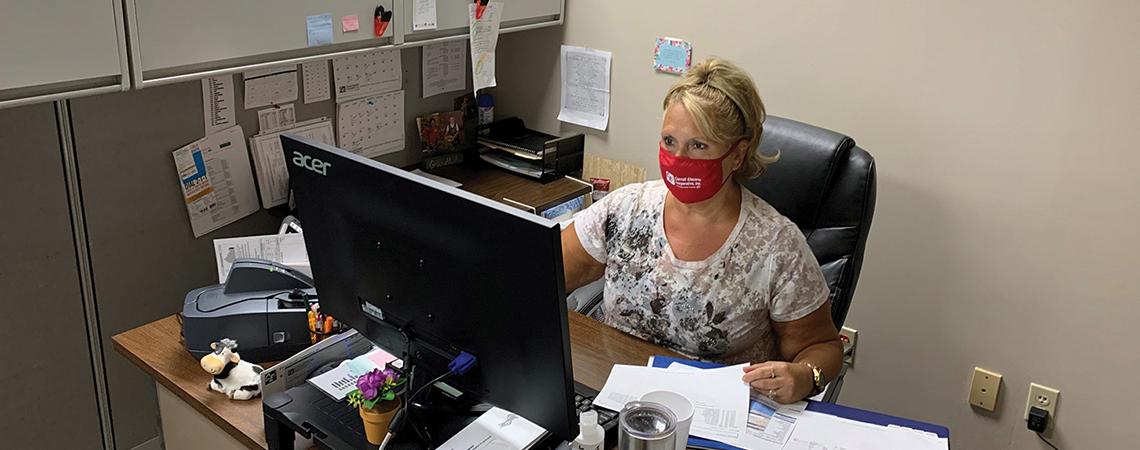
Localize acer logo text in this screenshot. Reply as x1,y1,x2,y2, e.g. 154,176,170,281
292,151,331,176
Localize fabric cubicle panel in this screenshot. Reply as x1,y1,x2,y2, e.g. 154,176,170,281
0,103,104,449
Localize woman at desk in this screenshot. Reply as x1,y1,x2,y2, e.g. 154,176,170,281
562,58,842,404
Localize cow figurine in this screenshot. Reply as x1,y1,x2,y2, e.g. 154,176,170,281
200,338,263,400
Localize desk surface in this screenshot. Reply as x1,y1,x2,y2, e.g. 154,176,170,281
112,312,680,450
430,163,591,213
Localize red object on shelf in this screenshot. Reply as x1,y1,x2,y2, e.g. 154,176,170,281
474,0,488,20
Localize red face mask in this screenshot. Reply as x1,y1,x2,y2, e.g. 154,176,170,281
659,145,735,204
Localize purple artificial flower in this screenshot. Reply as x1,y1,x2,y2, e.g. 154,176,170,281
356,369,384,400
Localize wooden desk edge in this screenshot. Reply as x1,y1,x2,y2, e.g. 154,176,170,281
112,326,267,450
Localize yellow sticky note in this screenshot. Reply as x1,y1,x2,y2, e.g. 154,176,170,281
342,15,359,33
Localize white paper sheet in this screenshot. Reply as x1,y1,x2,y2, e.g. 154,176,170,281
302,60,332,103
468,2,503,92
256,103,296,133
307,347,399,401
784,411,948,450
249,118,336,208
172,126,259,238
336,90,405,158
662,362,801,448
422,40,467,98
412,0,438,31
244,66,299,109
213,233,310,283
595,364,751,444
438,407,545,450
202,75,236,134
332,48,402,102
558,45,612,131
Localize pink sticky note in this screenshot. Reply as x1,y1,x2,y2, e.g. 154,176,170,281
366,347,397,367
342,14,360,32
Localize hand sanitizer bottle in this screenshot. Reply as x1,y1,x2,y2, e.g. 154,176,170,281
573,410,604,450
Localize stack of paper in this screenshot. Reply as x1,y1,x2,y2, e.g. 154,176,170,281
438,407,546,450
595,364,762,447
635,356,949,450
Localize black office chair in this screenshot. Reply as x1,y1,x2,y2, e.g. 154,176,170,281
571,116,876,402
741,116,876,402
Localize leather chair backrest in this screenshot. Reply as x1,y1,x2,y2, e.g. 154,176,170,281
741,117,877,328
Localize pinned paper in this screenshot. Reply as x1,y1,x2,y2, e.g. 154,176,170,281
306,13,334,47
301,61,331,103
342,14,359,32
413,0,438,31
202,75,236,134
469,2,503,92
172,126,259,238
422,40,467,98
654,37,692,74
256,104,296,133
558,45,612,131
243,67,298,109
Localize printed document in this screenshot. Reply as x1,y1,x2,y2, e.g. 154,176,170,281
244,66,299,109
202,75,236,134
213,233,309,283
332,49,402,102
595,364,750,444
301,60,332,103
308,347,399,401
172,126,259,238
336,90,406,158
249,118,336,208
412,0,438,31
256,103,296,133
438,407,545,450
784,411,948,450
469,2,503,92
422,40,467,98
558,45,612,131
664,362,799,448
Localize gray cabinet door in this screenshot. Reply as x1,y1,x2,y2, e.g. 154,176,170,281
401,0,563,43
0,0,128,108
0,103,104,449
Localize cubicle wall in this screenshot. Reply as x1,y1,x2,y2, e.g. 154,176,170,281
63,46,471,449
0,104,104,449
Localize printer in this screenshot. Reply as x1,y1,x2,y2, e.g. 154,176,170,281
477,117,585,182
181,259,316,363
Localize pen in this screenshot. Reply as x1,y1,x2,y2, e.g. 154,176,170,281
308,310,317,344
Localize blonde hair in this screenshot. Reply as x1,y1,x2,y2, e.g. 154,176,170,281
663,58,777,181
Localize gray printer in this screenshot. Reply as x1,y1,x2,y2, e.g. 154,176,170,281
181,259,316,363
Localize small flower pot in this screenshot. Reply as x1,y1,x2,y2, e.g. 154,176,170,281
359,398,401,445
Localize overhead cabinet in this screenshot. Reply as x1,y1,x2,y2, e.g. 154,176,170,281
0,0,563,106
0,0,129,109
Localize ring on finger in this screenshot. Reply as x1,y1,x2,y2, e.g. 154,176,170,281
770,368,776,379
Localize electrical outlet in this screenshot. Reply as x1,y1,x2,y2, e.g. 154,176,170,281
969,367,1002,411
839,327,857,367
1024,383,1059,427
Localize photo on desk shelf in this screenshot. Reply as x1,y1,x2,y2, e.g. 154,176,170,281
417,111,465,154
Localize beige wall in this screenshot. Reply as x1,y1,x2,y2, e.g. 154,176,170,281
495,1,1140,448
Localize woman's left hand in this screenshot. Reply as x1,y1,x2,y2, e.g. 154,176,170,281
741,361,813,404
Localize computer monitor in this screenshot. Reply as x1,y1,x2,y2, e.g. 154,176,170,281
281,135,578,440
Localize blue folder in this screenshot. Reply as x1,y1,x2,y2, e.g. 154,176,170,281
646,355,950,449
